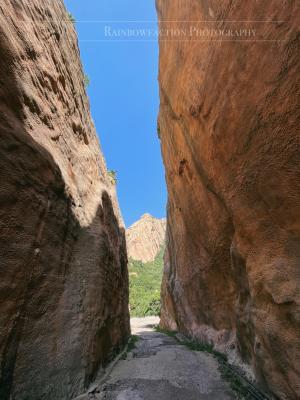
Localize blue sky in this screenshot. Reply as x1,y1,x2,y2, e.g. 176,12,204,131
64,0,167,227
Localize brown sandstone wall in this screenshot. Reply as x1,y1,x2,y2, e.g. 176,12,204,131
0,1,130,399
157,1,300,399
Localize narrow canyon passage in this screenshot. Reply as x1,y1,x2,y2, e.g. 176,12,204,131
75,317,236,400
0,0,299,399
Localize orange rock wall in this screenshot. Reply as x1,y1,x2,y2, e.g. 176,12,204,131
157,1,300,398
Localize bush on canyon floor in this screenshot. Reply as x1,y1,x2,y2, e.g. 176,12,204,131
129,247,164,317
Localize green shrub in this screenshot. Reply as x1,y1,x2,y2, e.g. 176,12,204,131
128,335,139,351
157,125,161,139
108,170,117,185
67,12,76,24
129,246,164,317
83,74,90,88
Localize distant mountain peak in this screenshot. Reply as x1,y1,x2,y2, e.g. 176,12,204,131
126,215,166,263
141,213,153,219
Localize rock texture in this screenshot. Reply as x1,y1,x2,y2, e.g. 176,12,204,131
157,1,300,399
0,1,130,399
126,214,166,262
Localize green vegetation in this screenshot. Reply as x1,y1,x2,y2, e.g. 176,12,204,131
219,366,254,400
67,12,76,24
108,170,117,185
129,247,164,317
121,335,139,360
127,335,139,352
155,327,177,338
157,125,161,139
83,74,90,88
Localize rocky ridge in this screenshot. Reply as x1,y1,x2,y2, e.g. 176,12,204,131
126,214,166,263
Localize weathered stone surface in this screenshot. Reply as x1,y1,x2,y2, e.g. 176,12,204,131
157,1,300,399
126,214,166,263
93,317,235,400
0,1,130,399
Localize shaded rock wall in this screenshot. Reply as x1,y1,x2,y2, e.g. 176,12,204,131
126,214,166,262
157,1,300,399
0,1,130,399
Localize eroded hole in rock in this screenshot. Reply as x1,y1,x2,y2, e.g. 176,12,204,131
178,159,187,176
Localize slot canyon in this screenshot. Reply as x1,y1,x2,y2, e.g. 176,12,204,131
0,0,299,399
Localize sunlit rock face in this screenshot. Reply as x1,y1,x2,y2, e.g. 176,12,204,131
156,0,300,398
0,1,130,399
126,214,166,262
